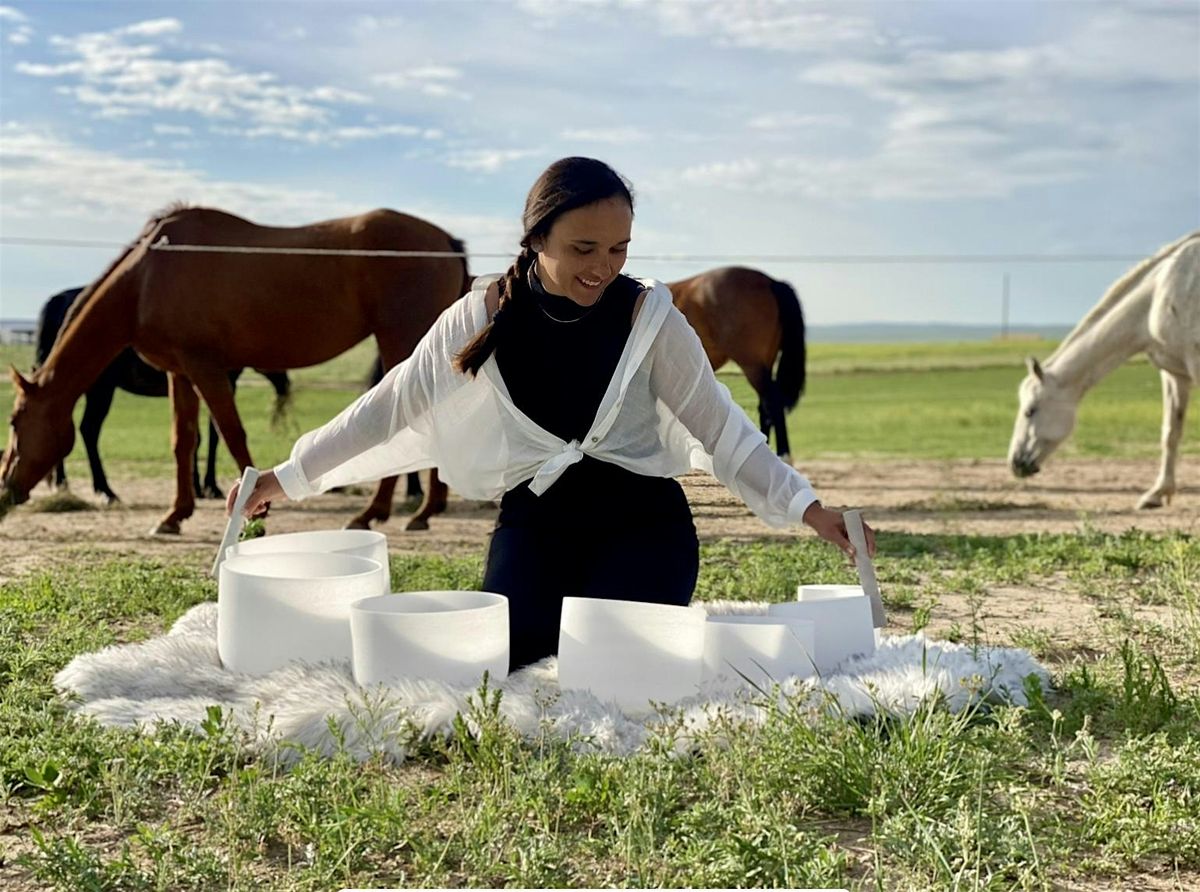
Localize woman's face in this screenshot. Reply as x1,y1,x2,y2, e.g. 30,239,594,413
534,196,632,305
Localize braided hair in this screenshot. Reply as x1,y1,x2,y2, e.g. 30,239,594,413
455,157,634,376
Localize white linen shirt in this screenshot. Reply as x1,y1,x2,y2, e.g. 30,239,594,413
272,277,819,528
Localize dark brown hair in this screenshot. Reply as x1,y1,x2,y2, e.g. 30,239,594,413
455,157,634,376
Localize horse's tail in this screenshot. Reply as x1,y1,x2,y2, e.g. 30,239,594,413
365,355,385,390
771,278,807,411
449,236,471,297
264,370,292,429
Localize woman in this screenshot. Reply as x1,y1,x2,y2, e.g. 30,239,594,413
228,157,874,671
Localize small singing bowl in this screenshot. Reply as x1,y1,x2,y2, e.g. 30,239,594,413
350,591,510,687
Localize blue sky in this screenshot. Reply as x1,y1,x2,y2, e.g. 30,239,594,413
1,0,1196,326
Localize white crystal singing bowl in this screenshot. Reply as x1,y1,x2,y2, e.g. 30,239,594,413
557,597,707,714
796,583,864,602
767,593,876,674
702,615,817,684
350,591,510,687
229,529,391,591
218,553,387,676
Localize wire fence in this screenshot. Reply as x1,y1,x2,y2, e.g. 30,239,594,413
0,235,1145,265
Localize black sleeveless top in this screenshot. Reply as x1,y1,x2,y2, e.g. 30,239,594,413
492,266,692,530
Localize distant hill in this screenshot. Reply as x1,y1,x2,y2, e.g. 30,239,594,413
807,322,1071,343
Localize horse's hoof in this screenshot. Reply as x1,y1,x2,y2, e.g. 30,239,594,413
150,521,182,536
1136,492,1169,510
404,517,429,532
343,517,373,531
200,485,224,500
103,495,121,508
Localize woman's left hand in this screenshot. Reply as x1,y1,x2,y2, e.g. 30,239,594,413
801,502,876,561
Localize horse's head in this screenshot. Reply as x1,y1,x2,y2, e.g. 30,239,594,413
0,366,75,516
1008,357,1077,478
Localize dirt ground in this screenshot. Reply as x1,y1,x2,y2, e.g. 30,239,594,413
3,456,1195,574
2,456,1195,648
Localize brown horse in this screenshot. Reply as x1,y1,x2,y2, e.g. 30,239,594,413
669,266,806,460
1,205,464,534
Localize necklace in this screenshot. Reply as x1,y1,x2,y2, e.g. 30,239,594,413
531,261,605,324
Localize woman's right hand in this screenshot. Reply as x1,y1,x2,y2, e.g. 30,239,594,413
225,469,285,519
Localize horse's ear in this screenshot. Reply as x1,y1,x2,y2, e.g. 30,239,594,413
9,365,31,393
1026,357,1045,382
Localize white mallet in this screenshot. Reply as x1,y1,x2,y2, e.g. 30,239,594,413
211,466,259,578
844,508,886,628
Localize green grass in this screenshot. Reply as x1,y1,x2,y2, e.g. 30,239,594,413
3,339,1195,491
3,532,1199,890
5,337,1200,888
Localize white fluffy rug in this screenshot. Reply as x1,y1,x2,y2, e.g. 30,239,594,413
54,600,1049,763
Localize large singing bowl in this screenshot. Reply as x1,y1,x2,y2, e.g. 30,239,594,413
229,529,391,590
218,553,386,676
702,615,817,685
796,583,863,602
350,591,509,687
557,597,707,714
767,589,876,673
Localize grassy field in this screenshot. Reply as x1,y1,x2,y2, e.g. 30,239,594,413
3,534,1198,889
3,338,1199,889
2,336,1193,487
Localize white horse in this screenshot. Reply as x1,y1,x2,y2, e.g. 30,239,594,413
1008,231,1200,508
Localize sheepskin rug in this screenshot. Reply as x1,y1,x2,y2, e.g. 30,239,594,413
54,600,1048,763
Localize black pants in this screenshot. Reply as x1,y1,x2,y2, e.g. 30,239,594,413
482,520,700,672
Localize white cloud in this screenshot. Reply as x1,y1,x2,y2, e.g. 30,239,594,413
517,0,879,50
662,139,1101,202
747,112,851,131
152,123,193,135
15,18,393,137
559,127,647,144
445,148,540,173
1,3,32,44
0,123,362,224
211,122,442,145
372,65,471,101
119,18,181,38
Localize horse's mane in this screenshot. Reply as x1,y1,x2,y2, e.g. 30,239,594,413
57,202,191,338
1047,230,1200,365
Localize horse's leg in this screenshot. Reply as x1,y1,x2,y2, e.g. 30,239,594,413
187,367,257,505
406,471,423,500
1138,369,1191,509
80,381,121,504
741,362,775,448
201,369,241,500
405,468,448,532
766,379,792,464
197,415,223,499
346,328,430,530
153,373,200,535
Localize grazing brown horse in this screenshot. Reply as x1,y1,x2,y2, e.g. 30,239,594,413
1,205,465,534
668,266,806,460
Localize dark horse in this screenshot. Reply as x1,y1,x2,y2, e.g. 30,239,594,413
669,266,806,460
34,287,292,504
2,205,465,533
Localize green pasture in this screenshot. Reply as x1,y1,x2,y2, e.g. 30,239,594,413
3,533,1199,889
2,337,1193,487
4,338,1200,889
